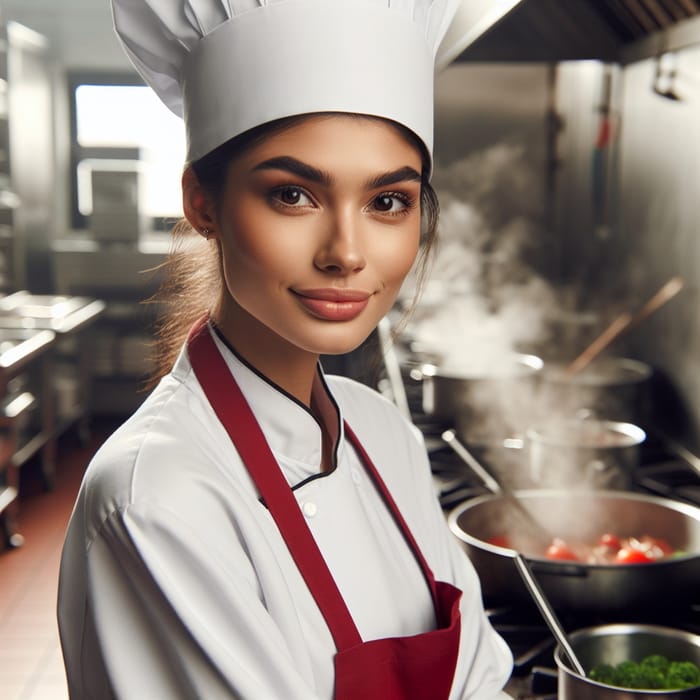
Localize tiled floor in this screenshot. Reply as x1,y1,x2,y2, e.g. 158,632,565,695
0,422,116,700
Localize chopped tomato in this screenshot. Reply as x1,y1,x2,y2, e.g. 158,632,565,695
539,532,678,564
641,535,674,556
599,533,621,550
545,538,580,561
615,546,655,564
487,535,511,549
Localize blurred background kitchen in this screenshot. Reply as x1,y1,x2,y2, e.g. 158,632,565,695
0,1,700,698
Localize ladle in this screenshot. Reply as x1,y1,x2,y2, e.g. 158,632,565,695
566,276,684,376
442,429,551,543
441,429,587,677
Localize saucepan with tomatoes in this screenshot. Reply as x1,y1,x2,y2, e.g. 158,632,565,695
448,490,700,612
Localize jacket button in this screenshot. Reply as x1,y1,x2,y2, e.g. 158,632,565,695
302,501,317,518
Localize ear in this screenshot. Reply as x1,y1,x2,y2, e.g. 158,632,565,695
182,166,218,238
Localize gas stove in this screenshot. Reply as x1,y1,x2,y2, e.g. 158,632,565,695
430,431,700,698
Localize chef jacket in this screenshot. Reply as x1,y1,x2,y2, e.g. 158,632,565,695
58,324,513,699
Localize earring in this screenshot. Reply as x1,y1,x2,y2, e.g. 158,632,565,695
201,227,211,239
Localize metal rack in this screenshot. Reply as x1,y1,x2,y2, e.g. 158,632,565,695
0,327,55,546
0,291,105,470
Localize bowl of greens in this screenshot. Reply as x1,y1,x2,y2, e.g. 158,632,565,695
555,624,700,698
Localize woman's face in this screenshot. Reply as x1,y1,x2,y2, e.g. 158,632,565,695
210,114,423,359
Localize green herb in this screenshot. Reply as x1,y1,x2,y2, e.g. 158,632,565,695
589,654,700,690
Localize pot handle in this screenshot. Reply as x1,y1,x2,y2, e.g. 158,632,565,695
528,561,590,578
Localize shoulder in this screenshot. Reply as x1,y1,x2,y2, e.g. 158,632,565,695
78,368,252,543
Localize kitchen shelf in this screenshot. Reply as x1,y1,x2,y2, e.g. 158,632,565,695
0,391,24,548
0,452,19,547
0,328,55,490
0,293,103,511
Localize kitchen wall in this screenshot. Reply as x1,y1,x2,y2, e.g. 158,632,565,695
1,0,129,71
430,54,700,453
548,53,700,452
1,0,131,244
605,49,700,451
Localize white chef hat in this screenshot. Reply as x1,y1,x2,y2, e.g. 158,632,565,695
111,0,463,164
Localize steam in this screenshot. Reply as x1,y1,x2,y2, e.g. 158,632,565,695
407,142,561,369
400,143,642,491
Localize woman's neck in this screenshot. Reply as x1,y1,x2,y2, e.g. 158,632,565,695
212,304,319,407
212,303,339,472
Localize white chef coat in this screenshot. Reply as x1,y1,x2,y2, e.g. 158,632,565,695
58,325,513,699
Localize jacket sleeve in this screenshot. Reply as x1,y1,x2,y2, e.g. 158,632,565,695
73,501,325,700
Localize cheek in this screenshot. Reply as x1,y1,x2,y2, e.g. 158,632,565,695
219,204,304,275
377,228,421,285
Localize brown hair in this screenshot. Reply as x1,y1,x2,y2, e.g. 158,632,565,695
145,114,440,387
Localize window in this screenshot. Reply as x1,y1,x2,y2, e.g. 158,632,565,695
69,73,186,231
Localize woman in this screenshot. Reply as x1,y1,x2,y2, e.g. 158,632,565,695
58,1,513,698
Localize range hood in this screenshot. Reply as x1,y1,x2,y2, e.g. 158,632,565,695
440,0,700,66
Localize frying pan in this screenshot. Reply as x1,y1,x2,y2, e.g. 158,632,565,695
448,489,700,613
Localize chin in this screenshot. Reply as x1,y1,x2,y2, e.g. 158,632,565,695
301,327,375,357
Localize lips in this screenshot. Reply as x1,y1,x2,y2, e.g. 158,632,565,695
291,288,371,322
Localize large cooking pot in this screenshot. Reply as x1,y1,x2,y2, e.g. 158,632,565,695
538,357,653,427
418,352,543,444
526,418,647,490
448,490,700,612
555,624,700,698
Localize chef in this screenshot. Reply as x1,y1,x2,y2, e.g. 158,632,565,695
57,1,514,698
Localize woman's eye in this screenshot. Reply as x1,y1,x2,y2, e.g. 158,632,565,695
371,193,411,214
272,186,313,207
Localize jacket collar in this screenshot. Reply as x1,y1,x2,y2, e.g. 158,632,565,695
178,323,344,481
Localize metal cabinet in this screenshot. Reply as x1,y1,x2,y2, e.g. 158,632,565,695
0,327,55,547
0,20,54,293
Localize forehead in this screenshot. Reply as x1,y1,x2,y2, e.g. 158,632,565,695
237,114,423,173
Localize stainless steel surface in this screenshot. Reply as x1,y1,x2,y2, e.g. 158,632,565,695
442,427,551,542
448,490,700,612
450,0,700,64
418,353,543,447
538,357,653,427
0,291,105,487
526,418,646,490
377,317,411,420
0,291,105,332
442,428,501,494
0,328,55,374
514,552,586,678
555,624,700,698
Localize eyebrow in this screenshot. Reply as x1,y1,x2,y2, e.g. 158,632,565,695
252,156,422,190
252,156,332,185
365,166,422,190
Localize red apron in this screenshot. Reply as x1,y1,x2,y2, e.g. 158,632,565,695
187,318,462,700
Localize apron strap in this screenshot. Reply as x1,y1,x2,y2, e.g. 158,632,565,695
187,317,362,650
187,317,442,650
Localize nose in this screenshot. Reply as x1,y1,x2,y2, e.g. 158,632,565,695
314,210,366,274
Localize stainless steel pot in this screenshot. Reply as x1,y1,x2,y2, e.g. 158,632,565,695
448,490,700,612
538,357,653,427
526,418,646,489
555,624,700,698
418,352,543,444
